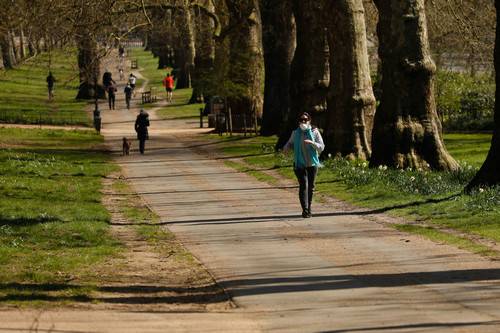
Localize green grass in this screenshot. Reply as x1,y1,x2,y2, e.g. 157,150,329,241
128,48,165,93
209,132,500,256
0,127,121,305
0,48,90,126
394,224,498,257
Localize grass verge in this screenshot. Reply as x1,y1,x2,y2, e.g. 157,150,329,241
0,127,121,306
111,178,198,265
206,132,500,257
0,48,90,126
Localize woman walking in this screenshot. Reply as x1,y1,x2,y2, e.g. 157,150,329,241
283,112,325,218
135,109,150,154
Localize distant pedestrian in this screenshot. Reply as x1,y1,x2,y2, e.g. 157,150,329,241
107,82,116,110
162,73,174,103
46,72,56,100
102,69,114,89
118,67,124,81
118,45,125,58
135,109,150,154
124,83,132,109
128,73,137,97
283,112,325,218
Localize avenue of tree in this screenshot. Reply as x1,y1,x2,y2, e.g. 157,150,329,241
0,0,498,190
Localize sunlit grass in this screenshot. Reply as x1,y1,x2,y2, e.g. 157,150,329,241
0,127,121,306
0,48,90,126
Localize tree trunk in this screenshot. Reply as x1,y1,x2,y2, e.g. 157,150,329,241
277,0,328,148
466,0,500,190
190,0,216,104
0,32,16,69
10,31,20,63
179,0,195,90
19,27,26,59
225,0,264,129
324,0,375,160
370,0,459,171
76,36,104,100
259,0,295,136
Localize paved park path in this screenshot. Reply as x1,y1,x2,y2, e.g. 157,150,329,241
3,60,500,333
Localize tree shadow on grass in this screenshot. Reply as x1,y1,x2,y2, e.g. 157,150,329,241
0,215,62,227
0,282,227,306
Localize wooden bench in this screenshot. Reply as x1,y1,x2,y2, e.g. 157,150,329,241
141,88,157,104
142,90,152,104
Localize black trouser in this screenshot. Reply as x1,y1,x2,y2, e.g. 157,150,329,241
139,139,146,154
294,166,318,213
108,93,115,109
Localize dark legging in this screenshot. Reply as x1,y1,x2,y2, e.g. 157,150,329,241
139,139,146,154
108,93,115,110
294,166,318,213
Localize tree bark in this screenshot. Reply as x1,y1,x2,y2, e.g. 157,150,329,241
190,0,216,104
225,0,264,128
370,0,459,171
277,0,328,147
76,36,103,100
324,0,375,160
466,0,500,190
0,32,16,69
259,0,295,136
179,0,195,90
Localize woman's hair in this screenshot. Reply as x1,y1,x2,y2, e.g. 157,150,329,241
298,112,311,121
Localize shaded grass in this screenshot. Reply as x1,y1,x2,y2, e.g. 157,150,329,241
0,48,90,126
0,127,121,306
209,132,500,256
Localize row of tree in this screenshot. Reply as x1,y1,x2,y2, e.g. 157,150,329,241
0,0,498,189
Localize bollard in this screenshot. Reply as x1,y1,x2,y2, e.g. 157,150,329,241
200,108,204,128
93,108,101,133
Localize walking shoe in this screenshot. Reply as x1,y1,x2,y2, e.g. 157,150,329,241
302,210,308,218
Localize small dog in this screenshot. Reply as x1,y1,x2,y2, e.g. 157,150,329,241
122,137,131,156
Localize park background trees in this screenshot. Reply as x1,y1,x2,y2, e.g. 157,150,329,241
1,0,499,189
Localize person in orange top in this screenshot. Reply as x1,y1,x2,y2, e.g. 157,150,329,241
162,73,175,103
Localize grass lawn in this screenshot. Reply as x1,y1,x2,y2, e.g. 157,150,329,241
209,132,500,256
0,48,90,126
0,127,121,306
128,48,203,119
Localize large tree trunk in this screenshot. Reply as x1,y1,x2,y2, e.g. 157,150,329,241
225,0,264,129
324,0,375,160
277,0,328,148
370,0,458,171
179,0,195,90
0,32,16,69
259,0,295,136
466,0,500,190
76,36,104,100
190,0,216,104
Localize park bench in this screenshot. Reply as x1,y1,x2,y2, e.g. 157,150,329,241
141,87,157,104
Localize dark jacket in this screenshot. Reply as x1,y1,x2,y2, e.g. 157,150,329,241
135,112,150,140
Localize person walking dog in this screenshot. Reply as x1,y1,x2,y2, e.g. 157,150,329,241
283,112,324,218
135,109,150,154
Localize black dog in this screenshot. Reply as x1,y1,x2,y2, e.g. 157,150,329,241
122,137,131,155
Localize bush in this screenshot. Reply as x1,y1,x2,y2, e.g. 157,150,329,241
435,71,495,131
